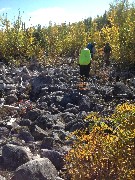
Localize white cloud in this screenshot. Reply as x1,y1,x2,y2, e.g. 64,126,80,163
24,7,89,27
0,8,11,13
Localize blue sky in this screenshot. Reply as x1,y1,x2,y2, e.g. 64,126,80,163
0,0,134,27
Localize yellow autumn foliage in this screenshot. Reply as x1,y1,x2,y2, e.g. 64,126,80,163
65,103,135,180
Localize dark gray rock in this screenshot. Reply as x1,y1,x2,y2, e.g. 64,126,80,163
22,108,41,121
60,91,83,108
0,81,5,91
131,78,135,87
60,94,72,108
61,112,76,123
70,122,85,132
5,94,18,105
37,101,48,110
79,95,91,112
66,103,75,109
112,82,133,98
65,119,83,131
41,137,54,150
19,118,32,127
53,121,65,130
64,107,79,114
18,129,34,143
2,144,33,169
30,125,49,141
0,127,9,138
41,149,64,170
53,130,68,141
0,155,4,166
11,158,58,180
30,75,52,100
34,114,54,130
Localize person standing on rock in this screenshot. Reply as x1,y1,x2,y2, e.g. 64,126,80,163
103,42,112,67
79,47,92,82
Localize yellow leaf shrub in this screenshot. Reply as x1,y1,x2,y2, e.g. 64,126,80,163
65,103,135,180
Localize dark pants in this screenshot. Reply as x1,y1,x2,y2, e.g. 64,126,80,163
80,63,90,81
91,53,93,59
104,53,111,66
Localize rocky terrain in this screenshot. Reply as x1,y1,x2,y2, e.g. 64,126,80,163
0,59,135,180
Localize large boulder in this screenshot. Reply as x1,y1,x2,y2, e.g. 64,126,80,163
41,149,64,170
17,129,34,143
34,114,54,130
30,125,49,141
2,144,33,169
30,75,52,100
22,108,41,121
78,95,91,112
40,137,54,150
60,91,82,108
11,158,58,180
112,82,133,98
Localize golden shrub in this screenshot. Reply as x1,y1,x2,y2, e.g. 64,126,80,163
65,103,135,180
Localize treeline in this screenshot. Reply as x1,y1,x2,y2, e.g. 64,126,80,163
0,0,134,66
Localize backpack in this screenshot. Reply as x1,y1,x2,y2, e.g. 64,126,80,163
79,48,91,65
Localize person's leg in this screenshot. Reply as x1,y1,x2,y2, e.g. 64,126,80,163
104,54,107,67
104,53,110,67
107,53,110,66
80,65,83,77
80,65,85,81
79,65,85,88
85,64,90,81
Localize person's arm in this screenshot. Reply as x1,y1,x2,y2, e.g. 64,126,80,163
92,46,96,54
